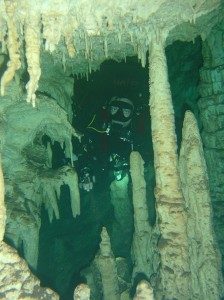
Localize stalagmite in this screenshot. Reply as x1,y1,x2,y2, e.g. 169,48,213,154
130,151,158,281
0,155,6,242
24,8,41,106
1,0,21,96
148,35,190,298
133,280,154,300
110,174,133,257
74,283,90,300
95,227,120,300
179,110,224,299
81,245,131,299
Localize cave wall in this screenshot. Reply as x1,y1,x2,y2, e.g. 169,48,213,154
198,19,224,273
0,76,80,273
166,38,203,146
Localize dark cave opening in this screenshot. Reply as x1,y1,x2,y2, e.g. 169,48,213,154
37,39,203,299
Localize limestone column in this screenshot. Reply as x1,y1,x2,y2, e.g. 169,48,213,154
179,111,224,299
0,155,6,242
95,227,120,300
148,36,190,298
130,151,158,281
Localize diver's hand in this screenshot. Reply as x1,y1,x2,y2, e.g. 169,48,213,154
79,167,95,192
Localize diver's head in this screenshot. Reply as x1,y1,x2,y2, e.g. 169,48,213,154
108,96,134,127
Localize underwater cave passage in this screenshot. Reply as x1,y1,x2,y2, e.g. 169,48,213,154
37,56,156,299
37,39,203,299
1,1,224,299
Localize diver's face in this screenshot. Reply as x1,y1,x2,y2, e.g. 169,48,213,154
110,106,132,118
109,98,133,122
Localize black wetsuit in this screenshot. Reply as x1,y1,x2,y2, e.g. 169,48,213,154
73,105,151,189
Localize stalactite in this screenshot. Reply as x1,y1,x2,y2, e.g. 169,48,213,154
84,34,89,60
63,169,80,218
41,5,64,53
64,31,75,59
24,9,41,106
117,32,122,44
130,151,157,281
46,141,52,168
0,3,7,53
148,36,190,298
1,0,21,97
129,31,134,43
41,166,80,221
140,48,147,68
179,110,224,299
65,35,76,58
95,227,120,300
70,139,74,167
0,155,6,242
62,52,66,72
63,13,77,58
42,180,60,220
90,39,93,61
21,222,40,271
133,280,154,300
104,37,108,58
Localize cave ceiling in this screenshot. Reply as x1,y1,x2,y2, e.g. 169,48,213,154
0,0,223,106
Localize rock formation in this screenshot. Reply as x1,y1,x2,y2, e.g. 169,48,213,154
92,227,120,300
81,226,132,299
0,155,59,299
198,18,224,275
0,0,222,105
0,1,223,299
130,151,158,282
179,110,224,299
0,242,59,300
133,280,154,300
0,80,80,272
149,36,190,298
73,283,90,300
110,174,133,258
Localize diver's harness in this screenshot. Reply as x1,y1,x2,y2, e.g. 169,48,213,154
81,117,133,182
106,121,133,181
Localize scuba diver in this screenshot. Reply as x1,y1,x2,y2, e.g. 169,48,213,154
73,94,150,192
72,59,151,192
